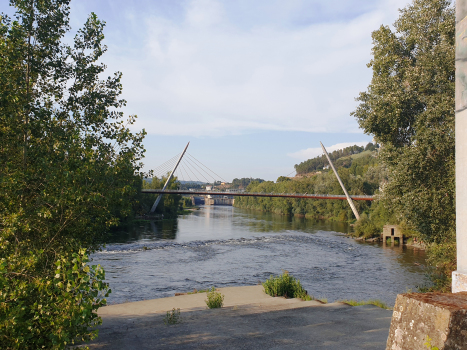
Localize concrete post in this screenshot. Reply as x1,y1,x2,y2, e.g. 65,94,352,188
150,142,190,214
320,142,360,221
454,0,467,293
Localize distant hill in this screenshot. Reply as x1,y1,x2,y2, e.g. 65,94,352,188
178,180,206,185
143,178,205,185
294,143,378,175
230,177,265,189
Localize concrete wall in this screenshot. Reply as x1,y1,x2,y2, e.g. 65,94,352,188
455,0,467,292
205,198,234,206
382,225,403,244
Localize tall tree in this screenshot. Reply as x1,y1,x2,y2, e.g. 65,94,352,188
0,0,146,347
352,0,455,289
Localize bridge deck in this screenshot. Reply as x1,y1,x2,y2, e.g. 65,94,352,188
141,189,374,201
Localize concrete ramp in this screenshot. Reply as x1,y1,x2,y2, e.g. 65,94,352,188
87,285,392,349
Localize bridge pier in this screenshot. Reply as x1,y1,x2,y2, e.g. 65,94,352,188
205,198,234,206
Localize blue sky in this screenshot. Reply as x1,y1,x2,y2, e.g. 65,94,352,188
1,0,413,181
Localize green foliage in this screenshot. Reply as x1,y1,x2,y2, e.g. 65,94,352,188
263,272,312,300
0,249,109,349
422,238,456,292
276,176,292,183
164,308,182,325
294,143,373,174
180,197,194,209
235,152,385,221
352,216,381,239
205,287,224,309
139,177,182,218
352,0,455,290
230,178,265,189
339,299,390,309
0,1,145,347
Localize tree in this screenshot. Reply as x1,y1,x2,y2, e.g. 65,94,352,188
0,0,146,347
352,0,455,290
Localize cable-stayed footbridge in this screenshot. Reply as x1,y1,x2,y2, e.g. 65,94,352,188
144,142,374,218
141,189,373,201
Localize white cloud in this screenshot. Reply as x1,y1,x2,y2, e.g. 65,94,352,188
98,0,414,136
287,141,369,160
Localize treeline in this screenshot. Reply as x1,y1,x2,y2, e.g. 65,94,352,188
294,143,378,174
235,152,385,221
351,0,455,291
0,3,147,348
231,177,265,189
138,177,184,218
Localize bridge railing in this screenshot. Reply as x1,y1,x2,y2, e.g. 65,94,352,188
140,189,374,201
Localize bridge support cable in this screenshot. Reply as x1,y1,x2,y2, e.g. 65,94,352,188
152,154,180,179
320,141,360,221
150,142,190,213
182,158,205,184
179,163,193,183
186,153,227,184
183,156,215,185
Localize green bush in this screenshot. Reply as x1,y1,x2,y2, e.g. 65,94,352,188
164,308,182,325
263,272,312,300
0,249,109,349
205,287,224,308
0,0,145,348
353,217,381,239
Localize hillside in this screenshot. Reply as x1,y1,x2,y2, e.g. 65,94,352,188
234,143,385,223
294,143,378,175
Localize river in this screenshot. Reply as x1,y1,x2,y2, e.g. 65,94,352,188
92,205,428,306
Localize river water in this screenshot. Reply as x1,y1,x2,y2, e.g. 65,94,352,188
92,205,428,306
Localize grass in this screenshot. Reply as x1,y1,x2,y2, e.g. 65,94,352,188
164,308,182,325
187,288,210,294
205,287,225,308
339,299,390,309
263,271,313,301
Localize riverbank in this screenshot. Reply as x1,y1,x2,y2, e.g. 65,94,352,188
351,235,427,250
86,285,393,349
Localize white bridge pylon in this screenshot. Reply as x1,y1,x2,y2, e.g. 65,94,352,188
150,142,190,213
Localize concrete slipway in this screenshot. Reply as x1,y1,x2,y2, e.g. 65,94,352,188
86,285,393,349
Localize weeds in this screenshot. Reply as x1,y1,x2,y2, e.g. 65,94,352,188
187,288,209,294
424,336,439,350
164,308,182,325
339,299,390,309
205,287,224,309
263,272,313,301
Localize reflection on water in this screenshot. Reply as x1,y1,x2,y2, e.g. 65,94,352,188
108,206,352,243
108,219,179,243
96,206,428,306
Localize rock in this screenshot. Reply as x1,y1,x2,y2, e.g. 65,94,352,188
386,292,467,350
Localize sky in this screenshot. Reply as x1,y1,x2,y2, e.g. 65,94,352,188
1,0,414,182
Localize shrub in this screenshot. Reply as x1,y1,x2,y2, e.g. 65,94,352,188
263,272,312,300
353,217,381,239
164,308,182,325
205,287,224,308
0,249,110,349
